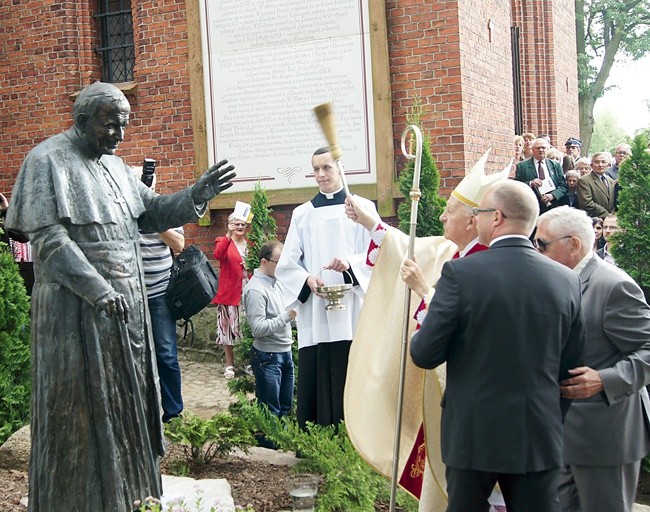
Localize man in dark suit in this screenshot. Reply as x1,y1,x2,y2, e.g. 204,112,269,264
410,180,585,512
536,206,650,512
516,137,568,212
578,151,616,219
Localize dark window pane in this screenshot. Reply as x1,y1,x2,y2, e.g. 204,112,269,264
95,0,134,83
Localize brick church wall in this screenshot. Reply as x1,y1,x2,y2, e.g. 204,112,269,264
511,0,580,148
0,0,579,253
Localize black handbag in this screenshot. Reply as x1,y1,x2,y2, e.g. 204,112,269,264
165,245,219,321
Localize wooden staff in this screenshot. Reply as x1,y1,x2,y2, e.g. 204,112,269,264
313,102,350,196
389,124,423,511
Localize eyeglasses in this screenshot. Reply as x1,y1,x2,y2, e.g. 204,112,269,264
267,258,279,264
230,222,247,228
471,207,508,218
533,235,572,253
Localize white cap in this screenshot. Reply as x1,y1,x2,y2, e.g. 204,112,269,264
451,149,511,207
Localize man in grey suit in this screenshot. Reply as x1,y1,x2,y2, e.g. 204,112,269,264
536,206,650,512
578,151,616,219
515,137,568,212
410,180,586,512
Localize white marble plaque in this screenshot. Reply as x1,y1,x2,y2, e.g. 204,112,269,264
199,0,376,192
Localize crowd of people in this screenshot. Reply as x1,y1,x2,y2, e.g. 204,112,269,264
2,79,647,512
511,133,629,268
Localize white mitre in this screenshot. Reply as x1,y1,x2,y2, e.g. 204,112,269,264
451,149,512,207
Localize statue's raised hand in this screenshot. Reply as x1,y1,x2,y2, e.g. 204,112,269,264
192,159,236,205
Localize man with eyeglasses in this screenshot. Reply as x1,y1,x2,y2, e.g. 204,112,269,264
344,151,510,509
410,180,585,512
607,143,632,181
515,137,569,213
577,152,616,220
596,214,619,265
243,240,297,439
536,206,650,512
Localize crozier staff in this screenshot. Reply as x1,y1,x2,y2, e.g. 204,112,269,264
5,82,235,512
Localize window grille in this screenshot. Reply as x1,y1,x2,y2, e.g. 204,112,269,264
95,0,134,83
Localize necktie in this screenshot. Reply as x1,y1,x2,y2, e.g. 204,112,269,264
538,161,546,180
601,175,609,191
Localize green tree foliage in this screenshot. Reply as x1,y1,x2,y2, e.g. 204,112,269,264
612,134,650,297
590,110,629,153
576,0,650,153
0,242,31,443
164,410,256,467
233,181,278,392
243,181,277,272
397,136,446,237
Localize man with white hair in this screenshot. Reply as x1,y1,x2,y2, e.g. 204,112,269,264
578,152,616,219
515,137,568,212
536,206,650,512
607,142,632,180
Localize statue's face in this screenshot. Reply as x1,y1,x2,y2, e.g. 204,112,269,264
81,100,130,156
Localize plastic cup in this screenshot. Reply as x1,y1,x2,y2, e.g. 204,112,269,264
287,473,319,512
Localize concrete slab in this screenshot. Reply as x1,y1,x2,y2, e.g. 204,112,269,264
161,474,235,511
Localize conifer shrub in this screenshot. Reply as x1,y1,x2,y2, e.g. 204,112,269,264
397,100,446,237
612,133,650,298
0,239,31,443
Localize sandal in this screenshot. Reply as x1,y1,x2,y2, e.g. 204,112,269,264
224,366,235,379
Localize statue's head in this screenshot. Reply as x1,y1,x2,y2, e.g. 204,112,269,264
73,82,131,157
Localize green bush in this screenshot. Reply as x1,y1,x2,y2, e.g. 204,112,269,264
613,133,650,298
243,180,277,273
397,101,446,237
164,411,256,468
0,240,31,444
232,396,418,512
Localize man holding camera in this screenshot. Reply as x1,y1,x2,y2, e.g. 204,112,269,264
137,161,185,423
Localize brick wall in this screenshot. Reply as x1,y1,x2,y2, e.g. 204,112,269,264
0,0,579,254
0,1,97,195
511,0,580,148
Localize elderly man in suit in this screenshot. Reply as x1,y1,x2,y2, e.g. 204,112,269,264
410,180,585,512
578,151,616,220
536,206,650,512
515,137,568,212
607,143,632,181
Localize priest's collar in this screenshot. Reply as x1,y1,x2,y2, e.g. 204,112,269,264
312,187,346,207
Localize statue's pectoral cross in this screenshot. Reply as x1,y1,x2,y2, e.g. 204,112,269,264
114,196,127,214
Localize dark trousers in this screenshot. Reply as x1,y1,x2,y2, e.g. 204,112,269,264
296,340,351,429
446,465,560,512
148,294,183,422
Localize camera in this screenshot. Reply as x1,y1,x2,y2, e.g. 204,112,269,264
141,158,156,188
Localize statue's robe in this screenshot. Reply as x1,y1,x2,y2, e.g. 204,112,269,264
7,128,202,511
